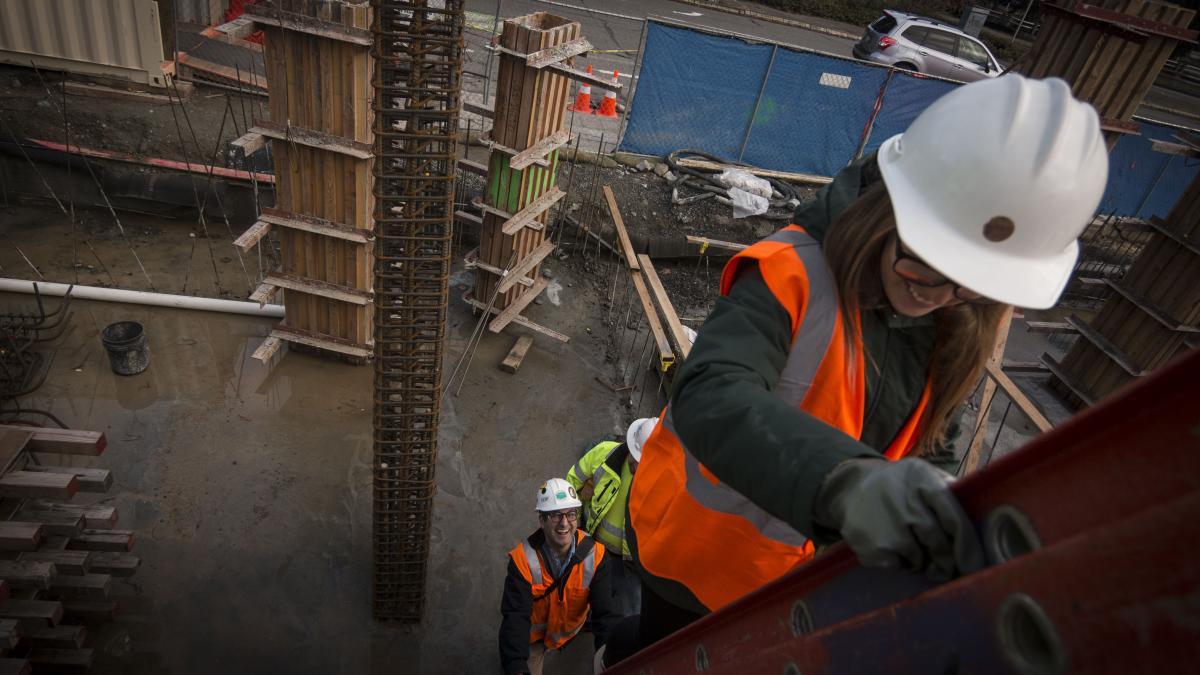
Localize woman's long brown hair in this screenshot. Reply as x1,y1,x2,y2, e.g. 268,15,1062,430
821,181,1011,455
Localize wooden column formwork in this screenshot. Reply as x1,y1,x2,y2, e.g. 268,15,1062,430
236,0,376,362
474,14,579,314
1047,168,1200,407
1020,0,1197,146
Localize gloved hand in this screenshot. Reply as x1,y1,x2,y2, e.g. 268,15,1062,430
814,458,984,581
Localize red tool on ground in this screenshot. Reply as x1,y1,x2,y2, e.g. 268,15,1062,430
609,348,1200,674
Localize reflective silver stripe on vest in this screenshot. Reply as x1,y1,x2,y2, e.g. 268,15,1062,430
667,229,836,549
521,542,544,583
597,518,625,544
667,409,808,547
761,228,839,406
530,623,548,633
572,457,588,482
548,622,584,643
581,545,597,587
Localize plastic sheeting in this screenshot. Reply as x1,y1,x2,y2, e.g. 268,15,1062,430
620,20,1199,218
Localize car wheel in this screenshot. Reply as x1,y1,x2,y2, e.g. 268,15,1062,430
894,62,917,71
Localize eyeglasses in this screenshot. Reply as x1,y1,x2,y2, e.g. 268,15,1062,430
892,236,995,305
541,511,578,523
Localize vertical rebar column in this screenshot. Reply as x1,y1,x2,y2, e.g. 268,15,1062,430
371,0,465,622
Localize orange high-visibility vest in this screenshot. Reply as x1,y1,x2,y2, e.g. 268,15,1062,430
508,530,607,649
629,225,930,612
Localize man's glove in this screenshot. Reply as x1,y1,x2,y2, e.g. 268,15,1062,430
814,458,984,581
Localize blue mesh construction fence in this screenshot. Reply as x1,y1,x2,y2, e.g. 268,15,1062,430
620,20,1198,218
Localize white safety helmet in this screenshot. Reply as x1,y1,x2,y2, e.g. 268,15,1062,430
625,417,659,462
876,75,1108,309
535,478,582,512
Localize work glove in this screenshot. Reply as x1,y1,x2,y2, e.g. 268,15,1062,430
814,458,984,581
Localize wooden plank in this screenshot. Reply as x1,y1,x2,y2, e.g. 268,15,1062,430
0,601,62,627
455,210,484,229
258,208,370,243
178,52,268,92
249,282,278,307
960,308,1014,475
62,81,174,105
481,137,549,167
270,327,372,359
30,625,85,649
23,467,111,493
510,130,572,170
47,574,111,599
61,601,117,623
1002,360,1050,374
1066,314,1148,376
0,428,105,456
251,120,372,159
15,503,114,531
0,620,20,649
0,523,42,552
0,429,31,472
252,336,284,363
526,37,592,68
632,274,675,372
265,273,371,305
243,4,372,45
983,362,1053,434
27,649,92,669
18,552,91,576
465,249,534,288
499,336,535,374
603,185,641,270
500,188,564,236
462,102,494,119
211,16,258,41
233,221,272,253
1105,278,1200,332
1024,321,1078,335
497,241,556,294
545,61,624,91
457,158,489,176
66,531,134,553
0,659,29,675
686,235,748,253
0,473,76,501
0,562,55,589
230,130,267,158
488,278,549,333
674,157,830,185
7,510,82,537
637,254,692,359
87,553,139,578
463,296,569,343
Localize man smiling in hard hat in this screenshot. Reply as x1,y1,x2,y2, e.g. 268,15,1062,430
499,478,618,675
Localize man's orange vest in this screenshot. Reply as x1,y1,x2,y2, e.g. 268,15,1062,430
508,530,606,649
629,225,931,612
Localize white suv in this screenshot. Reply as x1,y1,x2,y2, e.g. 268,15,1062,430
852,11,1001,83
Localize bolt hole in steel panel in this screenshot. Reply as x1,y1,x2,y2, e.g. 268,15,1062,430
790,599,814,636
985,504,1042,564
997,593,1068,675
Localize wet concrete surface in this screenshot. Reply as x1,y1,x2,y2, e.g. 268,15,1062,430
2,239,630,673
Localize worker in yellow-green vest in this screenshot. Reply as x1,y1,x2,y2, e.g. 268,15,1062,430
566,417,658,616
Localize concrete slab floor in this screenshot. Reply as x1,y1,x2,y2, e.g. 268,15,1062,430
3,250,628,674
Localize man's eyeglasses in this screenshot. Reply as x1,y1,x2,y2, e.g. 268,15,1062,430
541,510,578,523
892,236,994,305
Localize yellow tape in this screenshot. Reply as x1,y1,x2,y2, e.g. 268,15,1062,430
698,238,710,255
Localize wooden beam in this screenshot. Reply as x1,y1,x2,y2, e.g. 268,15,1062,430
463,296,569,343
10,510,84,537
457,158,489,176
497,241,557,294
30,625,86,649
61,602,117,623
264,273,372,306
0,562,54,589
1066,314,1148,376
603,185,641,270
499,336,535,374
632,274,675,372
258,208,371,243
960,307,1013,475
984,363,1053,434
462,101,494,119
0,620,20,650
0,523,43,552
66,531,134,553
27,649,93,670
501,188,565,236
17,552,91,577
481,137,549,167
0,472,77,500
1024,321,1078,334
455,210,484,229
0,428,31,472
212,16,258,41
0,601,62,627
510,130,573,170
0,660,29,675
270,327,372,359
465,249,534,288
177,52,268,92
489,279,549,333
0,427,105,456
249,282,278,307
674,157,830,185
87,553,140,578
1001,360,1050,374
251,120,372,159
47,574,111,599
686,235,748,253
242,4,372,45
251,336,283,363
526,37,593,68
233,221,271,253
1105,279,1200,333
546,61,624,91
16,503,114,530
637,254,692,359
23,467,111,493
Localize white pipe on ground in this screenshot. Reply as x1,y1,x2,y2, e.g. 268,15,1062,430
0,279,285,318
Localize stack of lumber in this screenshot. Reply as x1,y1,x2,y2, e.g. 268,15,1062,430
0,426,137,674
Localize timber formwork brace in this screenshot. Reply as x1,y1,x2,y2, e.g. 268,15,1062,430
371,0,465,622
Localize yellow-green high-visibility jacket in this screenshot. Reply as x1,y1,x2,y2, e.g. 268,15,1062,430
566,441,633,558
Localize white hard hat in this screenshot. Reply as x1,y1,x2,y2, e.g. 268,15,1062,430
535,478,582,512
876,75,1107,309
625,417,659,462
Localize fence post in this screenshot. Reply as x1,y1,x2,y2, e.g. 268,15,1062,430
853,67,895,161
1135,154,1174,219
615,18,650,151
737,44,778,163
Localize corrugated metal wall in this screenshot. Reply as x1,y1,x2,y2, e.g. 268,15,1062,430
174,0,227,26
0,0,169,87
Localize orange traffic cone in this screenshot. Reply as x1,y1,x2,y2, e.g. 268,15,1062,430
597,69,619,118
570,65,593,114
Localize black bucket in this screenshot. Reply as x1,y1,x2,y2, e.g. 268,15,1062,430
101,321,150,376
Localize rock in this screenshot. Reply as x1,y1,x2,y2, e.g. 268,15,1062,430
663,171,677,182
541,268,553,279
534,297,544,305
634,159,653,172
653,162,669,177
